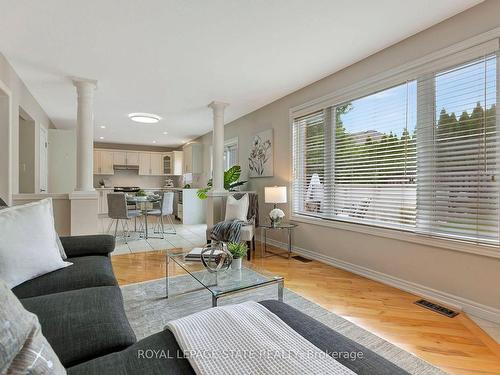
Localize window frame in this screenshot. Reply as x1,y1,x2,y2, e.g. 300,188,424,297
289,37,500,259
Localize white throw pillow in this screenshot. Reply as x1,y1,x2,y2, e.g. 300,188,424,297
0,198,72,288
225,194,249,222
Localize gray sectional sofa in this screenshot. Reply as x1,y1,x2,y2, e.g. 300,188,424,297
11,234,410,374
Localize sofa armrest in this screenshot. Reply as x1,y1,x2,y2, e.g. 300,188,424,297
60,235,115,258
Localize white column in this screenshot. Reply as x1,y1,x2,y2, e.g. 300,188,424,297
208,101,228,193
69,77,99,235
73,78,97,192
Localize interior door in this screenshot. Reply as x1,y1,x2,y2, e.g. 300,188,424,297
39,127,48,193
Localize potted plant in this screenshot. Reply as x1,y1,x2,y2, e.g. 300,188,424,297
197,165,247,199
227,242,248,270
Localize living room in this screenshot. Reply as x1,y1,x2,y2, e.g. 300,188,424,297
2,1,500,374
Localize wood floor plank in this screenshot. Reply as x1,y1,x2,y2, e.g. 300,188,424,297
111,242,500,374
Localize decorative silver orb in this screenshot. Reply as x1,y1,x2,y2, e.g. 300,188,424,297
201,242,232,273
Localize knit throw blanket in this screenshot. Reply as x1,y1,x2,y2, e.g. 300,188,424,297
209,219,245,243
166,301,355,375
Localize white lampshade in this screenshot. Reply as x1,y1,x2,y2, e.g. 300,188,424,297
265,186,287,204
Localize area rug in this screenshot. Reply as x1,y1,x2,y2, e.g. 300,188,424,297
121,274,446,375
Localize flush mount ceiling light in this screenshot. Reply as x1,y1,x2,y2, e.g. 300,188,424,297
99,125,106,129
99,136,104,140
163,131,168,135
128,112,162,124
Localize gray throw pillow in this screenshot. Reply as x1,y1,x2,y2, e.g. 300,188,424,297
0,280,66,374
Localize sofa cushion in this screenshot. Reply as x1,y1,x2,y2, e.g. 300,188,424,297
20,286,136,367
12,255,118,298
67,330,194,375
260,300,409,375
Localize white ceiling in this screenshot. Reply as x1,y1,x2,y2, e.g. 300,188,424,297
0,0,482,147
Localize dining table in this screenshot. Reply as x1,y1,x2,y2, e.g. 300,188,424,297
126,195,161,239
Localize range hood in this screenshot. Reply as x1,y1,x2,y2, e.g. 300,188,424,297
113,164,139,170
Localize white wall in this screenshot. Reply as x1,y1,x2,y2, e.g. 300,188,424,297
194,0,500,319
48,129,76,193
0,52,54,201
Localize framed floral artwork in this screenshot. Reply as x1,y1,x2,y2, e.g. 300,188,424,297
248,129,273,177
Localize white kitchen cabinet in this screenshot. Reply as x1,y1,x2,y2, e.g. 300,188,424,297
162,151,183,175
172,151,183,175
113,151,139,167
113,151,126,165
183,144,202,174
94,150,114,175
126,152,139,166
163,153,172,175
139,152,163,175
151,153,163,175
138,152,150,175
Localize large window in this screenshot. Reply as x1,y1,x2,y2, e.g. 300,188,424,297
292,52,498,246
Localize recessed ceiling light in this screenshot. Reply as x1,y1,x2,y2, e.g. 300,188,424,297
100,125,106,129
152,140,157,144
163,131,168,135
128,112,161,124
99,136,104,140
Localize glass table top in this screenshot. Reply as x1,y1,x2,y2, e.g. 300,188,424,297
167,248,283,296
260,222,298,229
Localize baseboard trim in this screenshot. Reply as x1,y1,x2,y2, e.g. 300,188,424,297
265,238,500,324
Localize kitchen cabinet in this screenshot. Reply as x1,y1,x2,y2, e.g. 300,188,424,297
113,151,139,166
183,144,203,174
139,152,163,175
126,152,139,166
151,153,163,175
94,150,114,175
163,151,183,175
113,151,126,165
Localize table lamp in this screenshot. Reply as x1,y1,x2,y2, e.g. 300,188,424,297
265,186,287,226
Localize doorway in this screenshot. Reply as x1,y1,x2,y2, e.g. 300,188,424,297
39,126,48,193
0,82,10,203
18,109,36,193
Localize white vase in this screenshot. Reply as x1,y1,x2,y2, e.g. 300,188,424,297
231,257,242,270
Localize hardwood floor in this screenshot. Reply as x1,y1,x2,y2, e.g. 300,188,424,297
111,242,500,375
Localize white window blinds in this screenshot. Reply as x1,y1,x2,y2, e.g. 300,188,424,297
416,54,498,244
292,50,499,246
292,110,328,217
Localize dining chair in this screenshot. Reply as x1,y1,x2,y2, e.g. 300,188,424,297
148,191,176,238
107,193,143,243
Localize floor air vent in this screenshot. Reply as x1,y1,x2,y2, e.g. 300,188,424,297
415,299,459,318
292,255,312,263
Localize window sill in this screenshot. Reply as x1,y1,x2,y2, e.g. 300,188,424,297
290,214,500,260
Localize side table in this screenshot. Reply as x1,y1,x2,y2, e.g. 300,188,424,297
260,223,298,259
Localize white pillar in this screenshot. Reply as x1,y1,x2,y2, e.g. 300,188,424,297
208,101,228,193
69,77,99,235
73,78,97,192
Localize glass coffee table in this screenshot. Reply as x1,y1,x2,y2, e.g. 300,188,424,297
166,248,284,307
